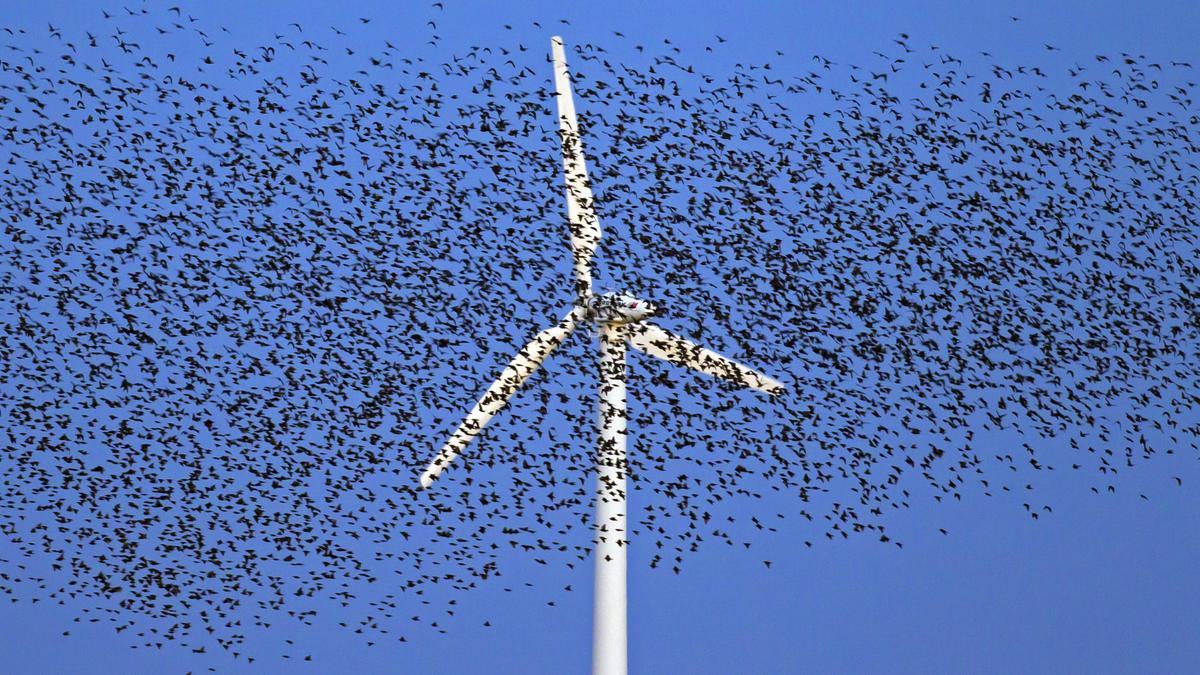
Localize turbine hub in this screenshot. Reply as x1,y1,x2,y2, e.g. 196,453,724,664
585,292,658,324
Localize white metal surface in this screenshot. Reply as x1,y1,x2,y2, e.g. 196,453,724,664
419,308,582,488
627,322,785,395
551,35,601,299
595,322,628,675
417,37,785,675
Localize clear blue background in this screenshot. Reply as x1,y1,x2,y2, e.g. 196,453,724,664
2,1,1199,673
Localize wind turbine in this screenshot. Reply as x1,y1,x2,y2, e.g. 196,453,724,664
418,36,784,675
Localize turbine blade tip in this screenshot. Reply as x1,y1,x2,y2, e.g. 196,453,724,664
419,473,434,489
761,377,785,395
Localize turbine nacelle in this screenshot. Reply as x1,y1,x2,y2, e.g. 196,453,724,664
585,292,658,324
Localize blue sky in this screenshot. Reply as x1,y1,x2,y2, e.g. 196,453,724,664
2,1,1199,673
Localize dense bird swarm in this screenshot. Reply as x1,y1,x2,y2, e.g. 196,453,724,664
1,3,1198,663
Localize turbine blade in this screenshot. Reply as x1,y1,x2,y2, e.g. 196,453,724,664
626,322,784,396
419,308,582,488
551,36,601,299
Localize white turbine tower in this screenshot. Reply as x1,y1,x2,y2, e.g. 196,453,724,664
419,37,784,675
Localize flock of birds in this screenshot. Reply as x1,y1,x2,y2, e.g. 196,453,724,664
0,1,1198,665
